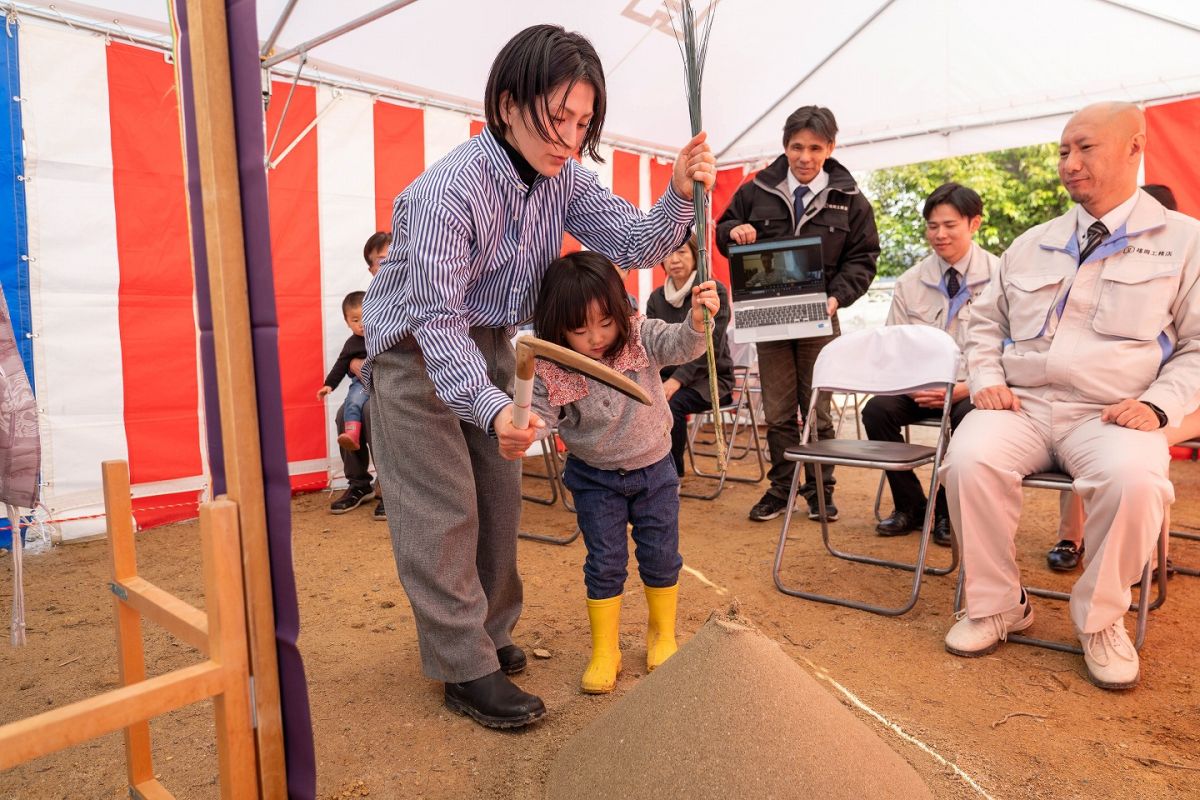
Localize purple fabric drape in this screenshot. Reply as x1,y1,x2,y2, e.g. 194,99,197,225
173,1,316,796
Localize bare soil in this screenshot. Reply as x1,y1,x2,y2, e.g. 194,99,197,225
3,443,1200,799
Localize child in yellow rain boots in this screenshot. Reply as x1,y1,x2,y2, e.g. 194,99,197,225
528,252,722,692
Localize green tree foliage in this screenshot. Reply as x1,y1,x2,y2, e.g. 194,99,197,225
864,143,1072,276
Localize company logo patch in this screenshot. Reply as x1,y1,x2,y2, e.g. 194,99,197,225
1123,246,1174,257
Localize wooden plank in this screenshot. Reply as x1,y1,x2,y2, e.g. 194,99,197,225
120,576,209,653
202,499,258,799
0,662,224,769
103,460,154,786
130,778,175,800
181,1,287,796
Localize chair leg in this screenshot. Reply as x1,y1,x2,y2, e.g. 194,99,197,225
518,524,582,546
520,439,560,506
773,461,954,617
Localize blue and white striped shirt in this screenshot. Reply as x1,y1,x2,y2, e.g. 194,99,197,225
362,127,693,431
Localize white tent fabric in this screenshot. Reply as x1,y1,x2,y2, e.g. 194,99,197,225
28,0,1200,169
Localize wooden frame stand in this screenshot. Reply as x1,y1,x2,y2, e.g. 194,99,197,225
0,460,257,798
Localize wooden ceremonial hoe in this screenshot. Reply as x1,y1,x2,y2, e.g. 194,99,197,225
512,336,652,429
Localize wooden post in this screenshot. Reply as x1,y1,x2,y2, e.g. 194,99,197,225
102,460,154,788
182,1,287,795
202,498,258,799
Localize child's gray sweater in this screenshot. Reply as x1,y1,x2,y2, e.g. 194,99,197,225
530,316,706,471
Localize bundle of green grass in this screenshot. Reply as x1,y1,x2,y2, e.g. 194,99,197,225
547,609,933,800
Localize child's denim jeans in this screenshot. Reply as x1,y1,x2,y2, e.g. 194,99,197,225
562,452,682,599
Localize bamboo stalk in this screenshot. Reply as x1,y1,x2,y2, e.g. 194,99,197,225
680,1,726,469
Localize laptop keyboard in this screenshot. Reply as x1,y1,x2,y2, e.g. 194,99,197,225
736,301,829,329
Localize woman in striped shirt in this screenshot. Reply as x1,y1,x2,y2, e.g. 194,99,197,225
362,24,715,729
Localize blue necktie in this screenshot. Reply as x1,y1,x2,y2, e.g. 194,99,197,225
945,269,960,299
793,185,809,221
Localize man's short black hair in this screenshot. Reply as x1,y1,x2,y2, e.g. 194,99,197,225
484,24,607,162
783,106,838,148
363,231,391,265
342,291,365,317
1141,184,1178,211
923,182,984,220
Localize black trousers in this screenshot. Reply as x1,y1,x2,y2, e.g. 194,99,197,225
336,398,375,491
861,393,974,517
668,386,733,477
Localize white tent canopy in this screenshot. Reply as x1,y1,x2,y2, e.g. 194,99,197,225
28,0,1200,169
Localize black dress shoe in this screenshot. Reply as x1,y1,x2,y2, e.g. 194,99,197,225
444,670,546,729
496,644,527,675
932,516,953,547
876,510,921,537
1046,539,1083,572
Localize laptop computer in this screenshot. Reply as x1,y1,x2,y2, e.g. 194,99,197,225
728,236,830,344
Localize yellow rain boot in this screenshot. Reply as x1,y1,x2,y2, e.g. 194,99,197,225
645,583,679,671
581,595,623,694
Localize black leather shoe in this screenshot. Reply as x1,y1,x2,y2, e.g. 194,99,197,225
876,510,921,537
1046,540,1083,572
496,644,527,675
932,516,953,547
373,498,387,522
444,670,546,729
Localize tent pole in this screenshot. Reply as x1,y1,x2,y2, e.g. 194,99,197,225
183,0,287,796
261,0,301,57
261,0,421,68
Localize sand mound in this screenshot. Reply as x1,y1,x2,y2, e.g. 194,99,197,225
546,609,933,800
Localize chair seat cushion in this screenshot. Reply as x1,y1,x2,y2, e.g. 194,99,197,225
785,440,935,465
1023,471,1073,487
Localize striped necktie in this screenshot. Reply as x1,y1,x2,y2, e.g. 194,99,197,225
1078,220,1108,264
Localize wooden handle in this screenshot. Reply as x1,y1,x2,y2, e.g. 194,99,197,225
513,341,535,429
512,376,533,430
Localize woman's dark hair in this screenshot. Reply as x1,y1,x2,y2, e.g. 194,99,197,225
534,251,630,358
363,231,392,265
342,290,365,317
923,182,984,220
783,105,838,148
484,24,607,162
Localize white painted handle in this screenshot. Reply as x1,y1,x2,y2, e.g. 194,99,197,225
512,376,533,429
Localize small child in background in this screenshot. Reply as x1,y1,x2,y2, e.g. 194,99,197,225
523,250,720,694
318,291,368,451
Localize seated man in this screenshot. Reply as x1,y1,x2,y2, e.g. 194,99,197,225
863,182,998,546
1047,184,1187,572
942,103,1200,689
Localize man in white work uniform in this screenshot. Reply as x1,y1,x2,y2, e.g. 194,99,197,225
942,102,1200,690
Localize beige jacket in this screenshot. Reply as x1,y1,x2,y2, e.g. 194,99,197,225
965,193,1200,425
887,243,999,381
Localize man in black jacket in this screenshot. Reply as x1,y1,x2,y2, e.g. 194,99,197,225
716,106,880,522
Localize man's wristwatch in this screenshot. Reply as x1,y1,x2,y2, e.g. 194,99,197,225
1144,402,1169,429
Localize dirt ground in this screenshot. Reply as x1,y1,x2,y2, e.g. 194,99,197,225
3,435,1200,799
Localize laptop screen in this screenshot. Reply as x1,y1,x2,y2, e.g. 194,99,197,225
728,236,825,300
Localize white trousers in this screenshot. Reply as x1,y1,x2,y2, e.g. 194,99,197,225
941,395,1172,633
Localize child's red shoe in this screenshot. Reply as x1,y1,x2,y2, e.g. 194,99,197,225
337,421,362,451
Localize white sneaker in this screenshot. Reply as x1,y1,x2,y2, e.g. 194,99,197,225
1080,620,1139,690
945,593,1034,657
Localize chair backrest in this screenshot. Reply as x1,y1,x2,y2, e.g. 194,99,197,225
812,325,960,395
